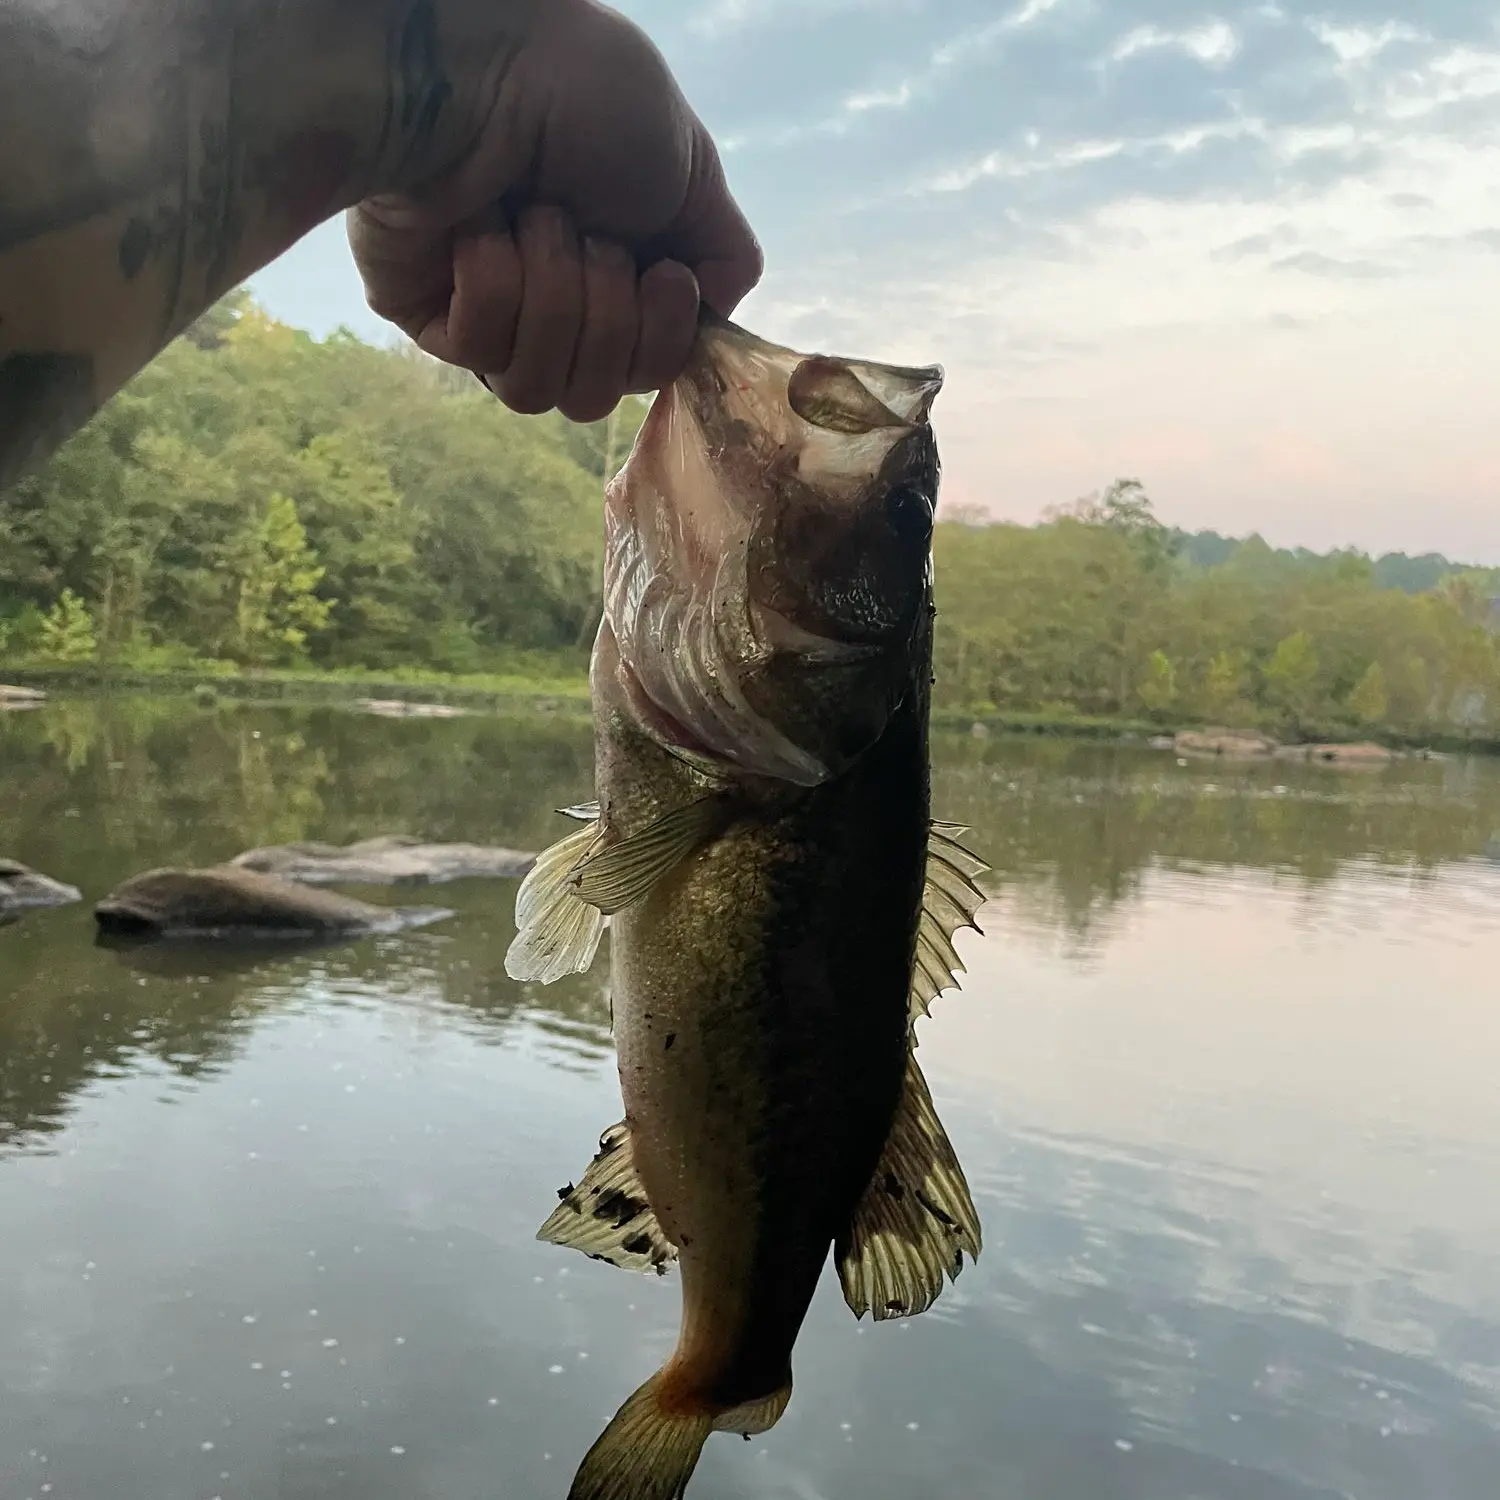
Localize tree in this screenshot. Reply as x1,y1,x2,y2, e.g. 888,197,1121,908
1261,631,1320,730
1198,649,1250,723
1137,650,1177,717
1346,662,1389,724
38,589,98,663
233,494,332,665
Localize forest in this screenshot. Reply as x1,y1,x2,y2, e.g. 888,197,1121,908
4,292,1499,744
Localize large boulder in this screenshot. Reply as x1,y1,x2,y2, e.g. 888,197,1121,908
94,865,453,940
228,834,536,886
0,858,82,921
1174,727,1279,758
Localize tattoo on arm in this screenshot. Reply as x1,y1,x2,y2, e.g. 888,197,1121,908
0,0,476,493
0,353,97,496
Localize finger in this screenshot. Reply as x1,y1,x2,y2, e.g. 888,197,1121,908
345,200,455,347
667,135,765,318
559,237,641,424
425,229,524,373
495,204,586,416
627,258,700,394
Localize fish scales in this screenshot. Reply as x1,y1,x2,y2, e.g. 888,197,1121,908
506,313,988,1500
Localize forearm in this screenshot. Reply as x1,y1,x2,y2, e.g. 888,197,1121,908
0,0,538,492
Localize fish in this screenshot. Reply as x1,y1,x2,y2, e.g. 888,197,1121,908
504,313,988,1500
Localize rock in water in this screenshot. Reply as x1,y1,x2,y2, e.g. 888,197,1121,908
93,865,452,939
0,859,83,921
1174,728,1278,758
228,835,535,886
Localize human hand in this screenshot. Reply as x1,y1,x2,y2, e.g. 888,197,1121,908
347,0,763,424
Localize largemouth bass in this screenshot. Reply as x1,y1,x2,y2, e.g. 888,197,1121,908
505,314,988,1500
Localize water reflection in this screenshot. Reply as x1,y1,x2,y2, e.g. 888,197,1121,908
1,701,1498,1499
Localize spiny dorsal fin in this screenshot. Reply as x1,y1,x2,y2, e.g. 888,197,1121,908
537,1120,678,1276
504,815,607,984
835,1051,982,1322
569,796,732,915
910,820,988,1025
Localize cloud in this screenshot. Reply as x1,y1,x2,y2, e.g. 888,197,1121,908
1270,249,1399,278
1108,21,1242,67
249,0,1500,557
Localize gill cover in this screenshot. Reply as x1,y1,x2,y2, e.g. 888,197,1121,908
598,316,943,786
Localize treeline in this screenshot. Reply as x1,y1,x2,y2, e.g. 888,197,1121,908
0,290,645,676
1168,530,1500,596
4,295,1499,743
934,482,1500,740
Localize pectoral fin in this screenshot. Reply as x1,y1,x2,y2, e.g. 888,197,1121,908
910,820,988,1025
568,796,732,915
504,816,607,984
538,1121,677,1276
836,1052,982,1321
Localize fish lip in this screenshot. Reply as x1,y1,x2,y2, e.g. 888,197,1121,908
700,314,945,427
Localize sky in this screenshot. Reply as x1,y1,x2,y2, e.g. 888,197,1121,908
248,1,1500,561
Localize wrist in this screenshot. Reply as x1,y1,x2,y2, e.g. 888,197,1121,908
227,0,545,261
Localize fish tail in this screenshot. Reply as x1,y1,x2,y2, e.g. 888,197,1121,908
567,1367,793,1500
567,1369,713,1500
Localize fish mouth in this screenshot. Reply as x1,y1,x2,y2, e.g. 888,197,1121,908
698,311,945,431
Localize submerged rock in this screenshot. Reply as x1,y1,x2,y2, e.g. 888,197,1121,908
228,834,536,886
0,859,82,921
93,865,453,940
0,684,46,710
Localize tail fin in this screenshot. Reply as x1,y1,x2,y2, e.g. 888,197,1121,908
568,1370,713,1500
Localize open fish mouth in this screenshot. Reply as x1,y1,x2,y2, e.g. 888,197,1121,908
597,317,945,788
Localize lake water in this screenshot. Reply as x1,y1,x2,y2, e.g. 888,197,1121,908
2,697,1499,1500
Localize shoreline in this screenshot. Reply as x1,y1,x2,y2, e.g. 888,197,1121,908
5,667,1499,757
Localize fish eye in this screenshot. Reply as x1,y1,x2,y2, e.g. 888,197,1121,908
883,481,934,547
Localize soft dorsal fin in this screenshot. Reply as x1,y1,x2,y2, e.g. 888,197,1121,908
504,814,607,984
568,796,732,915
910,820,988,1025
537,1120,678,1276
835,1051,982,1321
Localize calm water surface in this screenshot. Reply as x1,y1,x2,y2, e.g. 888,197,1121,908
2,698,1499,1500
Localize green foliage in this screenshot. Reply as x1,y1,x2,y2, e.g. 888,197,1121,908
1137,650,1177,717
5,294,1498,750
0,294,640,677
234,492,332,665
1261,631,1319,730
934,485,1500,742
38,589,98,663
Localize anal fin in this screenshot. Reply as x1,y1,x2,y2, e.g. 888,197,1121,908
538,1121,678,1276
836,1052,982,1321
